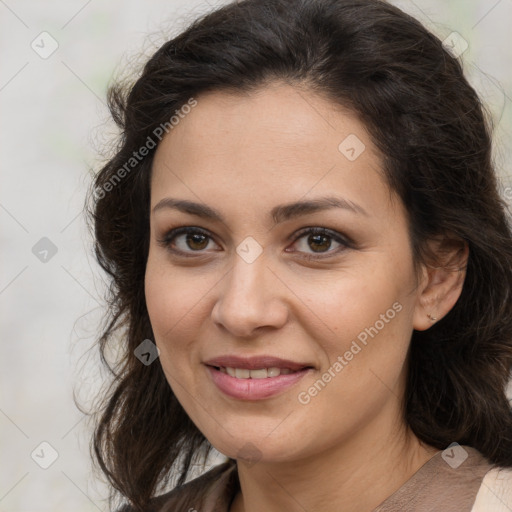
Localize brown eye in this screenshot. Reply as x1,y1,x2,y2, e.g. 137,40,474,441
185,232,209,250
307,233,333,253
287,227,352,260
157,227,221,255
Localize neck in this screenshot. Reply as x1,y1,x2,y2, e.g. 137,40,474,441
230,415,438,512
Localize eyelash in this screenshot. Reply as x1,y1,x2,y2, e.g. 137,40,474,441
156,226,354,260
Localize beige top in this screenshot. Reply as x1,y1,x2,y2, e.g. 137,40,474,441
122,446,512,511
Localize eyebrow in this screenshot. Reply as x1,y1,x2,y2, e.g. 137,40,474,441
152,196,368,224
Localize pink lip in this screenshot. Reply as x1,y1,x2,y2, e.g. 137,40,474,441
204,355,311,371
205,365,312,400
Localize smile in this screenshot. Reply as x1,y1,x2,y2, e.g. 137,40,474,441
206,365,312,400
216,366,296,378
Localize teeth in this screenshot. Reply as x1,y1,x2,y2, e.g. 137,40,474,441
222,366,296,378
248,368,268,379
235,368,250,379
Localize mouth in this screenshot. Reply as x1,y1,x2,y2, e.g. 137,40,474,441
208,365,311,379
204,355,314,372
204,356,314,400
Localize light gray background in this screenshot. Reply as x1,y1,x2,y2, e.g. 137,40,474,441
1,0,511,510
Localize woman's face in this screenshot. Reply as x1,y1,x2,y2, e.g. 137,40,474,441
145,82,426,463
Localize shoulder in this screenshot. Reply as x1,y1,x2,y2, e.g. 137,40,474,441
117,459,238,512
471,466,512,512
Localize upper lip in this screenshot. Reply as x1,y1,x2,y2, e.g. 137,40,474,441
204,355,313,371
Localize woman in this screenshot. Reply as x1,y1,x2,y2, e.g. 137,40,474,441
87,0,512,510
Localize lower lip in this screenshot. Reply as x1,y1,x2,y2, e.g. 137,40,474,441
206,365,312,400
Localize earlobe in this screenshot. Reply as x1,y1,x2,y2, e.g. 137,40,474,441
413,238,469,331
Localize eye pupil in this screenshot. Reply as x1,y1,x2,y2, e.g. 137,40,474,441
308,234,331,252
187,233,208,250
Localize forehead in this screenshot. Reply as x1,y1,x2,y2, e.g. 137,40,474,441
150,82,396,221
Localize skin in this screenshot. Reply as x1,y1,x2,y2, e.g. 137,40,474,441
145,82,468,512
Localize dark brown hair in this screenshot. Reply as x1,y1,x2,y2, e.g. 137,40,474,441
85,0,512,510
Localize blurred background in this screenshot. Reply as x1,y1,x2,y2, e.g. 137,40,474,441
1,0,511,510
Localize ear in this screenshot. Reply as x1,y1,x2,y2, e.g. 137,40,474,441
413,237,469,331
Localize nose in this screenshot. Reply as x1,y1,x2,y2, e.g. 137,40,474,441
210,254,289,338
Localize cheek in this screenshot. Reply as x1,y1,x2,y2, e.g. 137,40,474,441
144,260,194,401
291,280,412,453
144,254,189,362
291,256,415,407
144,252,219,377
292,259,411,352
145,252,205,335
145,259,173,335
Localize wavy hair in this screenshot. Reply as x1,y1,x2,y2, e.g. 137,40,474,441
85,0,512,509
